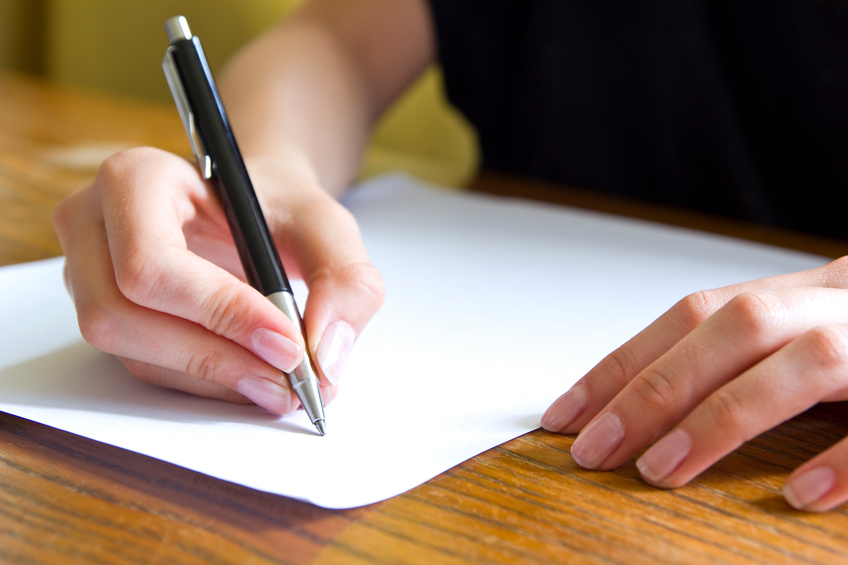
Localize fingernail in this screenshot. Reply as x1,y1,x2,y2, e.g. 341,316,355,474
570,411,625,469
237,376,292,415
316,320,355,386
542,385,587,432
250,328,302,373
636,428,692,484
784,467,835,510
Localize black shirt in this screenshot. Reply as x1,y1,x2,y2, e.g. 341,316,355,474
428,0,848,240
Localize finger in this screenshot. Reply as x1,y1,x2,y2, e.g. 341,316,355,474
118,357,297,414
542,287,733,433
321,383,340,406
271,189,385,388
569,288,848,470
542,264,842,436
634,323,848,496
121,355,341,410
56,173,295,414
784,435,848,512
117,357,252,404
98,148,305,375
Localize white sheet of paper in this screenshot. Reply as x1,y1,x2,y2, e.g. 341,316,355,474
0,174,828,508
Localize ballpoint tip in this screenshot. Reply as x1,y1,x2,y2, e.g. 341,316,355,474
315,420,326,436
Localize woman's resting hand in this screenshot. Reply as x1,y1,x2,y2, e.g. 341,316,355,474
542,259,848,512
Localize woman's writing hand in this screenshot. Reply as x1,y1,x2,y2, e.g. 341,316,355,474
54,147,383,414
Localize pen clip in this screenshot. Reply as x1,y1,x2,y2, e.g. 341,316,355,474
162,47,213,180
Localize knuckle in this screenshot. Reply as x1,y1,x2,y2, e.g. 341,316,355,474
296,193,356,230
53,189,91,244
708,388,747,435
201,290,252,338
119,357,157,384
323,199,363,241
674,290,718,330
185,349,225,383
630,367,677,412
331,202,358,228
822,256,848,286
602,348,639,389
306,257,386,312
96,149,136,186
802,326,848,371
114,246,166,305
77,304,118,352
723,292,778,340
96,147,171,192
52,198,72,238
339,261,386,308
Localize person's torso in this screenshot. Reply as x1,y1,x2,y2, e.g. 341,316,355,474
429,0,848,239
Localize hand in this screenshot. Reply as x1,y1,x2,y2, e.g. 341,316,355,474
541,258,848,512
53,147,384,414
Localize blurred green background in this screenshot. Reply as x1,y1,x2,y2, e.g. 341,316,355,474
0,0,478,186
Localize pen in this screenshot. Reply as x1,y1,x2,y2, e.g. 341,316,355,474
162,15,326,435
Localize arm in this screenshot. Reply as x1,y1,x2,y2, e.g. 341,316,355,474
220,0,435,195
53,0,435,413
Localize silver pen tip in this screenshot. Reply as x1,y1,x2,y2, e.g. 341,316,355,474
314,419,326,436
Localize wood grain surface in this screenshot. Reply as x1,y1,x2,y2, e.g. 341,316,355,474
2,70,848,564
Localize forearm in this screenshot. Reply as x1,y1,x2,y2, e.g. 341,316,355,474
218,0,435,197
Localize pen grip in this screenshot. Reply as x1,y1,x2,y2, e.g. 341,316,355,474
171,38,291,296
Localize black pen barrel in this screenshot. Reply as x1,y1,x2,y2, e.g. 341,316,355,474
170,37,291,296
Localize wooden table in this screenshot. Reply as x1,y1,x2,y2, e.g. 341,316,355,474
2,70,848,564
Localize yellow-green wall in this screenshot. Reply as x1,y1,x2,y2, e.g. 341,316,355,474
0,0,44,73
45,0,303,102
0,0,478,187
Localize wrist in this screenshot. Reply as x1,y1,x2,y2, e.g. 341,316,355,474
242,146,323,193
